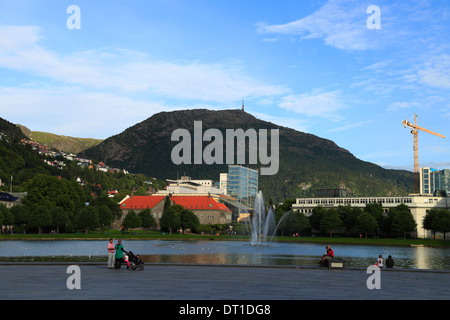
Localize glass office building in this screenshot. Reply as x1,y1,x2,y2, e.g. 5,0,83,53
420,167,450,195
226,165,258,206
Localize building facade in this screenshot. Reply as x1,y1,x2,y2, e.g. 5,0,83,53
119,194,232,229
292,195,450,238
420,167,450,195
158,176,223,195
225,165,258,207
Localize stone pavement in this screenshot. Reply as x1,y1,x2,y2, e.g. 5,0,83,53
1,263,449,301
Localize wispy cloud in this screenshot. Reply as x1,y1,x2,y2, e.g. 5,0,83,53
278,90,347,120
328,120,373,132
256,0,389,51
0,26,289,104
0,86,168,138
415,54,450,89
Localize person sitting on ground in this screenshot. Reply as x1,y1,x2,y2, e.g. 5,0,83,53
376,255,384,268
320,245,334,266
386,255,395,268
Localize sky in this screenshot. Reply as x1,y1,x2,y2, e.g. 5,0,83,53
0,0,449,172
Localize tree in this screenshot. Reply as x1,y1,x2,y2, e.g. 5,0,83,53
364,202,384,227
122,210,142,230
278,210,310,236
390,204,416,239
160,206,181,234
24,174,84,213
423,209,450,240
356,211,378,239
179,209,200,234
97,205,113,233
77,206,99,234
319,209,342,237
0,204,4,232
0,204,14,231
274,199,295,225
10,205,30,233
423,209,438,239
139,209,156,233
28,206,52,234
163,196,171,210
309,206,326,231
338,205,362,236
90,195,121,219
50,206,69,234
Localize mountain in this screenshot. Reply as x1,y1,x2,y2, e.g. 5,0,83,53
17,125,103,154
80,109,414,202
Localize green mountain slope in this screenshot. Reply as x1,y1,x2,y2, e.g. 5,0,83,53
16,125,103,154
80,109,414,202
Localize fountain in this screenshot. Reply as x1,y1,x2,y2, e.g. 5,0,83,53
248,191,276,245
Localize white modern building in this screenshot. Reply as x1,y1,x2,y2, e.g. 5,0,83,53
292,195,450,238
156,176,224,195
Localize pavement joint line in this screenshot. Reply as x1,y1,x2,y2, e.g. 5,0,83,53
1,261,449,273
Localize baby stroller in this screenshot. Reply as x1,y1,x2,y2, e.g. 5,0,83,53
126,251,144,271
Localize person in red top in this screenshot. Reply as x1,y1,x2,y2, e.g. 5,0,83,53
107,238,115,269
320,245,334,266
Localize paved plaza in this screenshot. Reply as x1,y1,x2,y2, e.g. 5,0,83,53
0,263,449,301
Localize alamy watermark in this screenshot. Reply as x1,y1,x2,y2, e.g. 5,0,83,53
367,5,381,30
66,265,81,290
171,121,279,176
66,5,81,30
366,265,381,290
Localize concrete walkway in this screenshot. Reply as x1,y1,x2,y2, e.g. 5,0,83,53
1,263,449,301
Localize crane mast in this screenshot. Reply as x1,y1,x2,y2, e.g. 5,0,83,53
402,113,445,194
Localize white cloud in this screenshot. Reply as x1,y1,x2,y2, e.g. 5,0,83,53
0,26,289,104
387,101,420,112
251,111,310,133
0,86,167,138
257,0,386,51
278,90,347,120
328,120,373,132
416,54,450,89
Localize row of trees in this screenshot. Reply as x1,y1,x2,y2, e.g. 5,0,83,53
0,193,121,234
308,203,417,239
273,202,450,239
271,202,418,239
423,208,450,239
158,197,200,234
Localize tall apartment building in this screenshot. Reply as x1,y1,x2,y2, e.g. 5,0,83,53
420,167,450,195
222,165,258,207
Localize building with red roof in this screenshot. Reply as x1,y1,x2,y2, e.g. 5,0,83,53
170,195,232,225
118,194,232,229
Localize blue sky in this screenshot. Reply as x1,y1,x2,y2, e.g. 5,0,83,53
0,0,449,171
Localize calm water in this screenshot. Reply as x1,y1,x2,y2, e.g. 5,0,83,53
0,240,449,270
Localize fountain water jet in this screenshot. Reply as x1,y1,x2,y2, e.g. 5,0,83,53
248,191,276,245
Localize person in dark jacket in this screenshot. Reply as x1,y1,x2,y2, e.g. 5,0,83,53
386,255,395,268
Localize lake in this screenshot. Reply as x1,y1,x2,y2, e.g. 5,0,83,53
0,240,449,270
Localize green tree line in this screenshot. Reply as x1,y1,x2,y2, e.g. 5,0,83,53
273,202,421,239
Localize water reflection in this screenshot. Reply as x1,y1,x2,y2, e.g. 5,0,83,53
0,240,449,270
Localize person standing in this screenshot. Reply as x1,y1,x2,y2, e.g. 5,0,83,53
114,239,125,270
107,238,115,269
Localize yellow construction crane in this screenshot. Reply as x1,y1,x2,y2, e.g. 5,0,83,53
402,113,445,194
